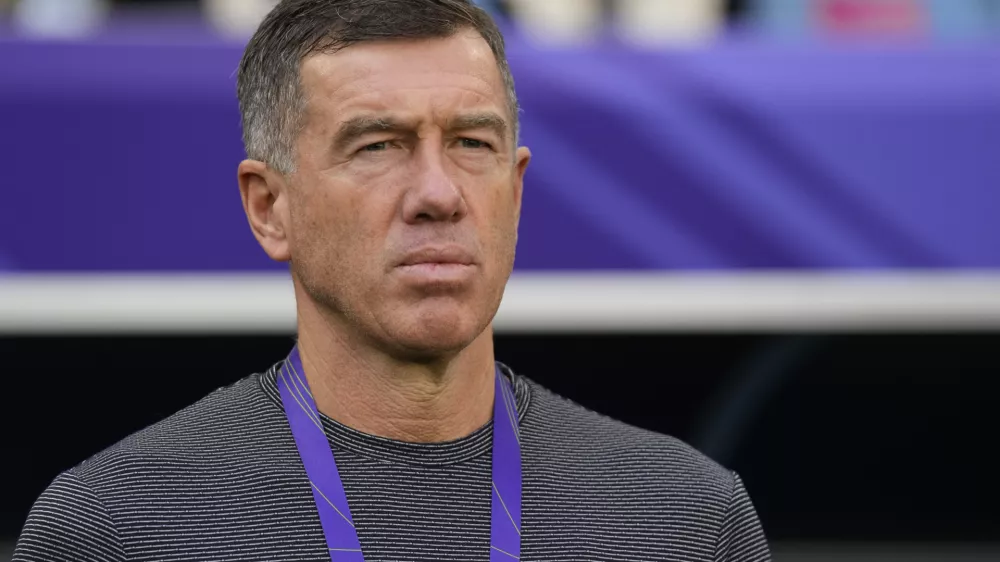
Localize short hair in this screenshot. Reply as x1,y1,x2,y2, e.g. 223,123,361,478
237,0,519,174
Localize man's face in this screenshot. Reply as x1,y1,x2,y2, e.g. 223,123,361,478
284,31,529,359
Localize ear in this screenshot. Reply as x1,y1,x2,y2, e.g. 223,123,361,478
512,146,531,227
238,159,292,262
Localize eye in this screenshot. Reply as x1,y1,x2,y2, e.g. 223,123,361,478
362,141,389,152
459,138,491,150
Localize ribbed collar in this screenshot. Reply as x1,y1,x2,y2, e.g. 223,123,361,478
258,361,531,467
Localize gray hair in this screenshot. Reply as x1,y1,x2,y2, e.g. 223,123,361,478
237,0,520,175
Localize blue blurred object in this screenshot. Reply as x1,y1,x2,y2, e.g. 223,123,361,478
751,0,1000,40
470,0,505,18
0,250,13,271
928,0,1000,38
2,28,998,273
12,0,109,38
750,0,805,37
988,0,1000,35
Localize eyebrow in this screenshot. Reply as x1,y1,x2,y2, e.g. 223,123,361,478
332,111,511,151
447,112,510,144
332,116,410,151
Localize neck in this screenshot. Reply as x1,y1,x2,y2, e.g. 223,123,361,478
293,300,496,444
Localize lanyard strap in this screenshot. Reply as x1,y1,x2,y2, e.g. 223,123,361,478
277,347,522,561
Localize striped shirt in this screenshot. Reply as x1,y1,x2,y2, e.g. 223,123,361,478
14,363,770,561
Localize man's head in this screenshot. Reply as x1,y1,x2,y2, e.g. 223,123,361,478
237,0,531,361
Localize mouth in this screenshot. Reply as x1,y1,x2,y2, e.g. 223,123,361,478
395,247,477,285
398,246,475,267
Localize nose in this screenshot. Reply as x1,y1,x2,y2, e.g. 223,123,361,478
402,145,468,224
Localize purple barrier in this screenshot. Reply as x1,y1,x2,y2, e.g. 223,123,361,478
2,28,998,272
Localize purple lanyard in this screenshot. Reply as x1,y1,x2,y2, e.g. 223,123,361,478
277,347,523,561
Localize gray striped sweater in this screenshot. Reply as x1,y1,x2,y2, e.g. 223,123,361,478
14,363,770,561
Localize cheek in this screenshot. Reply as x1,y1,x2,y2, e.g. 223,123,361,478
488,175,520,226
298,178,397,273
290,183,351,263
479,182,520,259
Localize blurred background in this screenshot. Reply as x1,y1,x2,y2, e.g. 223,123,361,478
1,0,999,560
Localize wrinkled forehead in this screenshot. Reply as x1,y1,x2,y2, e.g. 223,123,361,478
298,32,509,125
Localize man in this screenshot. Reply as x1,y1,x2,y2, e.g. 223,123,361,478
14,1,770,560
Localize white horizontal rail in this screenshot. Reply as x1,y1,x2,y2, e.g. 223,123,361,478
2,272,1000,334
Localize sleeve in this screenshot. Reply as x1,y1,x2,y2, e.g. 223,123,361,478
12,471,126,562
713,472,771,562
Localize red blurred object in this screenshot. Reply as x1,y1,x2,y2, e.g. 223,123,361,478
814,0,928,36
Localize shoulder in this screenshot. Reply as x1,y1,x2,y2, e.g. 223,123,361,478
517,376,770,559
522,377,733,479
13,369,297,560
518,375,737,503
14,471,126,561
70,370,288,490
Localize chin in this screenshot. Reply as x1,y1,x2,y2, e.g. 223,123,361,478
386,299,490,357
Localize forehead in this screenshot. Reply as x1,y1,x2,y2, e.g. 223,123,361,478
299,32,507,122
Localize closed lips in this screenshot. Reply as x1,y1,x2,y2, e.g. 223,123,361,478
398,247,475,267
